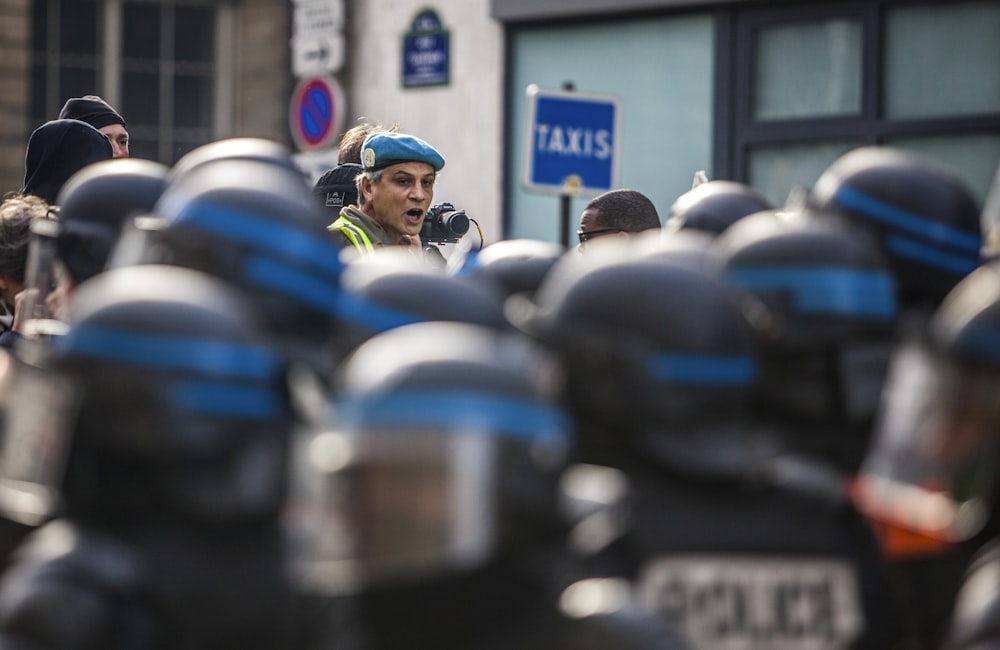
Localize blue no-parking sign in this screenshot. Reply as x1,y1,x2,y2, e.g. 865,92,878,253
522,85,622,196
289,75,345,151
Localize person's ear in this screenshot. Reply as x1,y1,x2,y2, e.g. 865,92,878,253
361,175,374,202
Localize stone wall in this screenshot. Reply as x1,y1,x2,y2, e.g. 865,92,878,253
0,0,31,196
235,0,293,144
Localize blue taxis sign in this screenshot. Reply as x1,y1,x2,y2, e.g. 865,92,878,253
522,85,622,196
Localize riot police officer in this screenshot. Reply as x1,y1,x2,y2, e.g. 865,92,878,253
518,235,903,649
288,321,686,649
713,211,900,475
111,150,345,381
0,265,299,649
850,259,1000,650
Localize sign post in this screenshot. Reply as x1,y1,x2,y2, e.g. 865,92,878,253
290,0,345,179
291,0,345,77
522,84,622,246
289,75,345,152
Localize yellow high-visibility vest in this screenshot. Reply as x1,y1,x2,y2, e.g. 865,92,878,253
329,215,375,254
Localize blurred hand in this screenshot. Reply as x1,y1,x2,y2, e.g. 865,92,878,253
11,288,35,334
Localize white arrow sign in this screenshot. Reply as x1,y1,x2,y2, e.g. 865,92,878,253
292,32,345,76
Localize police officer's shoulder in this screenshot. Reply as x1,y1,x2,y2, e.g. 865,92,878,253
0,520,146,647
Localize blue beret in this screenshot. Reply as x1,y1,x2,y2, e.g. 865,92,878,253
361,132,445,172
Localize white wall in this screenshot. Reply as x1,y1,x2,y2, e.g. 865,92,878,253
346,0,505,246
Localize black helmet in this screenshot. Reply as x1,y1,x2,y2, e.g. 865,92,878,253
854,260,1000,543
715,212,900,471
54,159,168,284
808,146,982,310
631,227,724,277
523,238,757,464
168,137,304,184
334,249,510,357
716,212,898,348
463,238,565,301
125,158,344,373
664,180,773,236
287,321,571,592
6,265,294,525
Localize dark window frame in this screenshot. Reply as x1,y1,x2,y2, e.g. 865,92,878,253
715,0,1000,185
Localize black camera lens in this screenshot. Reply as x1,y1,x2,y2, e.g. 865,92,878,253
441,211,470,237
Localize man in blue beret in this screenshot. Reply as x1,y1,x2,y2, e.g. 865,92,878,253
327,131,445,256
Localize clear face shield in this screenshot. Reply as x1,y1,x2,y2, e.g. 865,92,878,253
286,426,501,595
853,341,1000,542
19,217,69,340
0,355,78,525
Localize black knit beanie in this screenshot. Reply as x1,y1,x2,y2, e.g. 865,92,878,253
58,95,126,130
312,163,362,213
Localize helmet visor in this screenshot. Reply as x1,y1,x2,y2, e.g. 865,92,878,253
854,342,1000,541
0,359,78,525
286,427,498,595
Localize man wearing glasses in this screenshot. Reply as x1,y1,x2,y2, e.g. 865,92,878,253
577,188,661,249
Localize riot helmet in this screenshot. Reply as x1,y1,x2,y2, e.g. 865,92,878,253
0,347,69,526
334,249,510,358
808,146,982,310
716,215,899,420
715,212,900,471
54,158,168,284
167,137,304,184
119,157,344,374
7,265,295,526
853,260,1000,543
462,238,565,302
521,238,758,466
287,321,571,594
632,227,724,276
664,180,774,236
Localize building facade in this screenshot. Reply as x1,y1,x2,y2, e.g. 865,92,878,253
0,0,292,196
2,0,998,248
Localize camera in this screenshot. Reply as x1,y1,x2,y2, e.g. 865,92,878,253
421,202,470,244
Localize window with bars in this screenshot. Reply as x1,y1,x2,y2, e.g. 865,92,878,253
30,0,229,164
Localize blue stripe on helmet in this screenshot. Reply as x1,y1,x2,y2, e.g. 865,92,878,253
646,354,757,386
170,200,344,278
333,292,427,334
727,267,898,319
56,326,280,380
887,235,982,277
833,186,982,255
334,389,570,444
245,255,424,332
171,380,283,419
244,255,341,313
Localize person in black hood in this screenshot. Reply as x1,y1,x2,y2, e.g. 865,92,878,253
21,119,112,204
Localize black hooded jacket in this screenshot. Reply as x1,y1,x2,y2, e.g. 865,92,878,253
21,119,113,204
